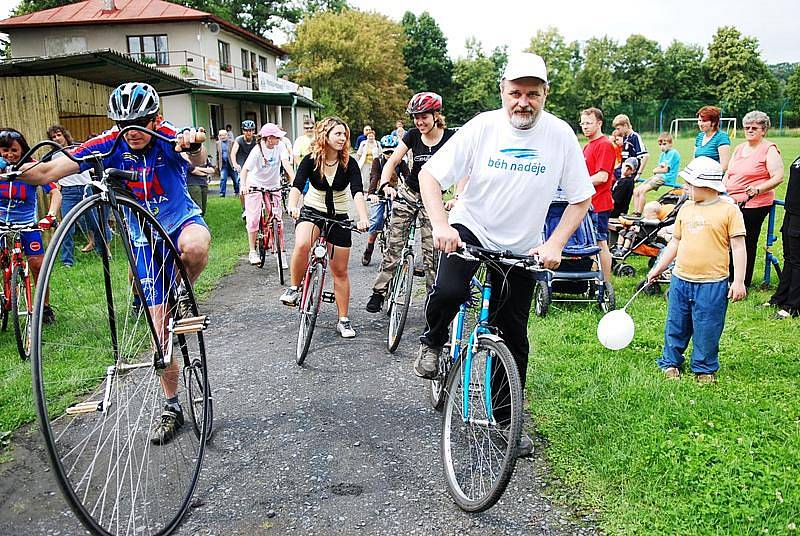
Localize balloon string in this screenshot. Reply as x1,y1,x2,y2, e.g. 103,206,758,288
623,281,651,311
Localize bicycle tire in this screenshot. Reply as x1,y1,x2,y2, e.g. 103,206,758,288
387,253,414,353
296,262,324,366
273,218,285,285
31,194,210,536
11,262,32,360
441,336,523,512
257,213,267,268
0,292,7,332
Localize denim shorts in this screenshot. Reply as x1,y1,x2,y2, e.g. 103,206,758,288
592,210,611,242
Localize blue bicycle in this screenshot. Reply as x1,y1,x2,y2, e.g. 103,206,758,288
430,244,549,512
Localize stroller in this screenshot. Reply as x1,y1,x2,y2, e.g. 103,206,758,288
533,201,615,317
609,187,687,278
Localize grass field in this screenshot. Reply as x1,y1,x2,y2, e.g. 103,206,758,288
526,136,800,534
0,197,246,435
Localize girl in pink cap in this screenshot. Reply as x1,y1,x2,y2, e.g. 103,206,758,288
241,123,295,266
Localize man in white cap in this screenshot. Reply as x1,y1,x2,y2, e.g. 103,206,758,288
415,52,595,456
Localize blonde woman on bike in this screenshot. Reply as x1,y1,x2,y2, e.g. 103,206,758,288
281,117,369,338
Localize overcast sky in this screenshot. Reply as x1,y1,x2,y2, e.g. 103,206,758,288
1,0,796,64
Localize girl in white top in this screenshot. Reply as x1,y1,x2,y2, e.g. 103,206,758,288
241,123,295,265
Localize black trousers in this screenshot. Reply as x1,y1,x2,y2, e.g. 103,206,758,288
731,205,771,287
770,213,800,315
420,225,536,392
611,177,635,218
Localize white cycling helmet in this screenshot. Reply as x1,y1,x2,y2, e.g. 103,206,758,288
108,82,160,121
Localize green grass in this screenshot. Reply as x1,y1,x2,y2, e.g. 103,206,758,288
526,137,800,534
0,196,246,437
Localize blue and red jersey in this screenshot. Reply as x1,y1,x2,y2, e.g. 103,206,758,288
71,121,201,236
0,178,57,225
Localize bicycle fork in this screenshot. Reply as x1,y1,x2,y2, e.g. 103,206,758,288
462,281,494,425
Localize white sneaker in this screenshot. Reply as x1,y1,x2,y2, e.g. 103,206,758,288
280,254,289,270
280,286,300,306
336,317,356,338
248,250,260,265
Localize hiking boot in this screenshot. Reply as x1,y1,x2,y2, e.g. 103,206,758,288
414,344,440,379
366,292,384,313
280,287,300,306
248,250,260,265
663,366,680,379
42,304,56,325
518,431,534,458
362,245,374,266
150,405,184,445
336,317,356,338
696,373,717,384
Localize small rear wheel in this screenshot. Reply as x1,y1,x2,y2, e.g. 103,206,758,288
11,263,32,360
533,280,550,317
614,263,635,277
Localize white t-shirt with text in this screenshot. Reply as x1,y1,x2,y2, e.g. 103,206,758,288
422,109,594,253
243,142,287,190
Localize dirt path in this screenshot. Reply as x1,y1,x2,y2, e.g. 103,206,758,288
0,224,598,535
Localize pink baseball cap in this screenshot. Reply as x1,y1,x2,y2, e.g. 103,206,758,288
258,123,286,138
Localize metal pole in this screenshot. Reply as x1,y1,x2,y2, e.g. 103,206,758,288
779,99,789,135
659,99,670,133
763,199,785,286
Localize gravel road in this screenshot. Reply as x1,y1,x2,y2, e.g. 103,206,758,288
0,222,599,535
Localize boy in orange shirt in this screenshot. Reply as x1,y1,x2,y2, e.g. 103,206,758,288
647,156,747,383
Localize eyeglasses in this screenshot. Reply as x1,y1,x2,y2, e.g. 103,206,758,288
743,125,763,131
658,141,670,145
0,131,22,141
578,122,595,127
116,117,153,129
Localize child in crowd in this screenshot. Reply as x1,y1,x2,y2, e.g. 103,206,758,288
647,156,747,383
611,157,639,218
610,129,624,172
631,132,681,216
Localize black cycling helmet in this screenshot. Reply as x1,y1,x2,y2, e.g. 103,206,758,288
241,120,256,131
108,82,160,121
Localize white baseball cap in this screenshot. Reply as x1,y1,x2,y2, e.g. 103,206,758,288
502,53,548,83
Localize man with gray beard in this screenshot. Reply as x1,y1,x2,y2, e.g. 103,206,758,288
414,53,594,456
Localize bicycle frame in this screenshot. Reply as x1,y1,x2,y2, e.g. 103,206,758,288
300,231,329,309
258,188,284,253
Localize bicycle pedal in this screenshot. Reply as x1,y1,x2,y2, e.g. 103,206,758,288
66,400,103,415
321,291,336,303
171,315,209,334
413,266,425,277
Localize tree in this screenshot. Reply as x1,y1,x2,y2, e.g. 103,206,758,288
525,27,581,121
785,68,800,119
11,0,75,16
704,26,780,116
285,9,408,133
574,36,623,109
447,39,503,126
179,0,301,36
401,11,453,97
659,41,708,101
616,34,663,102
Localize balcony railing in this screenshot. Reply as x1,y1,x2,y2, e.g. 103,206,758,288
126,50,269,90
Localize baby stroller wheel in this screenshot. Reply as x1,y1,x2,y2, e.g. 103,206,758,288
613,263,635,277
533,280,551,317
636,279,661,296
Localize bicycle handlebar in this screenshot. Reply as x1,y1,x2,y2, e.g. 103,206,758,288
450,244,551,278
248,186,284,194
299,208,362,232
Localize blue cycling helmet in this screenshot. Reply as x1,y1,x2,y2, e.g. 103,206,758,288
108,82,160,121
380,134,399,149
241,120,256,131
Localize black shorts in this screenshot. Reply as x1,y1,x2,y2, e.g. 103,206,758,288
297,207,352,248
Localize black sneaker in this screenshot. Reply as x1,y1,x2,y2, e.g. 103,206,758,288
42,304,56,325
366,292,384,313
150,405,184,445
361,246,373,266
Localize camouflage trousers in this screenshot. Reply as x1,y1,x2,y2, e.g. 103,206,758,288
372,187,437,294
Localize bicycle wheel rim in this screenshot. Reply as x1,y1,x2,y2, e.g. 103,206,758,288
296,263,323,365
441,337,522,512
387,254,413,353
12,263,32,360
273,219,285,285
257,215,267,268
31,194,208,536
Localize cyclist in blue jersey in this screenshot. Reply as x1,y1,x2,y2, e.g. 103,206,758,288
14,82,210,445
0,128,62,323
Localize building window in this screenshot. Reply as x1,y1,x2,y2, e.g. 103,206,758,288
127,34,168,65
218,40,231,72
209,104,223,140
258,55,268,73
240,49,250,76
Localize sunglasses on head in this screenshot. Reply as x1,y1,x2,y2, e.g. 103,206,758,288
116,117,154,129
0,130,22,141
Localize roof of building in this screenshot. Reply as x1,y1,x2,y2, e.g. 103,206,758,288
0,49,194,94
0,0,287,58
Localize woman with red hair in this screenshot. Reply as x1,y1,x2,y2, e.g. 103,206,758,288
694,105,731,171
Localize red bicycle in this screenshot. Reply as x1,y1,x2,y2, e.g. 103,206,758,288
251,186,287,285
0,222,37,360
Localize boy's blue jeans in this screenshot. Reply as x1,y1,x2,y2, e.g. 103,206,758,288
657,275,728,374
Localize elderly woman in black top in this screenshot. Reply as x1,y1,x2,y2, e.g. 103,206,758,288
280,117,369,338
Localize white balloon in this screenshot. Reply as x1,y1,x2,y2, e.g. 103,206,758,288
597,309,635,350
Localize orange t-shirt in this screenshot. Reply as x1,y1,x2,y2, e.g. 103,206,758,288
724,141,780,209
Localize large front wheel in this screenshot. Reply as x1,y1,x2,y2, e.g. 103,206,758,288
31,194,210,536
387,253,414,353
441,336,523,512
11,262,32,360
296,262,324,366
